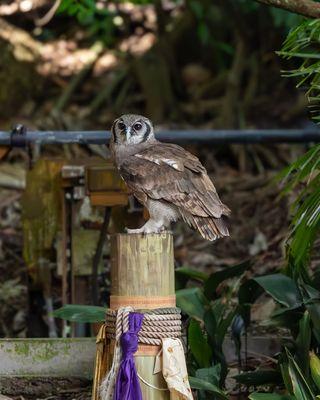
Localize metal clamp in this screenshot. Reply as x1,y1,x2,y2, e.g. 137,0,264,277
10,124,27,147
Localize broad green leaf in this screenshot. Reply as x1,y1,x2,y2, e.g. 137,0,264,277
195,365,221,387
254,274,301,308
176,287,207,320
204,261,251,299
188,319,212,368
175,267,208,281
189,376,228,399
268,306,304,330
239,279,263,305
233,370,282,386
175,267,208,290
52,304,106,322
238,279,264,326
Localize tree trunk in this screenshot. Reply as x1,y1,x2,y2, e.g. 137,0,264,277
0,17,43,117
255,0,320,18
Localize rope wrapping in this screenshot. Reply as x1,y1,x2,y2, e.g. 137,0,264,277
99,306,133,400
105,307,182,346
99,307,184,400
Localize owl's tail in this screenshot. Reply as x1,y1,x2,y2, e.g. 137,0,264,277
182,213,229,241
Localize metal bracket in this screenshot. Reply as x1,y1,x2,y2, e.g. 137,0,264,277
10,124,27,148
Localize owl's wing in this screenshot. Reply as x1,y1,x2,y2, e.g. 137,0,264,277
119,143,230,232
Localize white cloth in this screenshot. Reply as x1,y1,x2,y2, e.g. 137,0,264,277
100,306,133,400
162,338,194,400
99,343,121,400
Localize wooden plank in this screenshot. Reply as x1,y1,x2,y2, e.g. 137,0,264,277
89,192,128,206
86,165,127,192
0,146,9,160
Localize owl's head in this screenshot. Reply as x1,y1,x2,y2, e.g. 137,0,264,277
111,114,155,146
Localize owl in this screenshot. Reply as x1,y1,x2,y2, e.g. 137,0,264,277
110,114,230,241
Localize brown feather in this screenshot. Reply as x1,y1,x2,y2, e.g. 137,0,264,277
119,142,230,240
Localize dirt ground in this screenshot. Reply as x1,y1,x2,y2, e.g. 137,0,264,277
0,377,91,400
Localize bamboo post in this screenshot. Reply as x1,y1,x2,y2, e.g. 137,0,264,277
109,232,175,399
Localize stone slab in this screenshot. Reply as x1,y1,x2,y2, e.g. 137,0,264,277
0,338,96,379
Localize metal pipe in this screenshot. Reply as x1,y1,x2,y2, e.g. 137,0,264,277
0,128,319,146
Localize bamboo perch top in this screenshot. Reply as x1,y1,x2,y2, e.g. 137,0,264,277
110,233,175,299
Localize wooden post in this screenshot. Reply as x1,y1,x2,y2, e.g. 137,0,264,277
109,233,175,399
0,146,9,160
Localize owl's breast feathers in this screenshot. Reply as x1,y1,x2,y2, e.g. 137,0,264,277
118,142,230,241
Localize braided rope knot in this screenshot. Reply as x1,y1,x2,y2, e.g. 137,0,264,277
105,307,182,346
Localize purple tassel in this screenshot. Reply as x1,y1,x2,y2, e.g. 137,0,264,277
114,312,144,400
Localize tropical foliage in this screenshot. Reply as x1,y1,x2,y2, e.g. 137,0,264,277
278,144,320,278
279,19,320,122
247,13,320,398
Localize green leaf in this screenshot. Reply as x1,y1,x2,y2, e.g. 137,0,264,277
301,285,320,343
254,274,301,308
269,306,303,331
175,267,208,290
249,394,294,400
189,376,228,399
52,304,106,323
204,261,251,300
233,370,282,386
286,348,315,400
309,351,320,392
217,308,238,346
238,279,264,326
197,23,210,45
203,308,217,340
195,365,221,387
176,287,207,320
175,267,208,282
280,357,294,394
295,311,311,376
278,20,320,275
188,319,212,368
287,179,320,272
279,18,320,125
189,0,204,18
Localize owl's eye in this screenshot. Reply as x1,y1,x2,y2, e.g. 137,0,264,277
118,122,126,131
133,122,143,131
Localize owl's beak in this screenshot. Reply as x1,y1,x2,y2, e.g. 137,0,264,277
125,127,131,141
